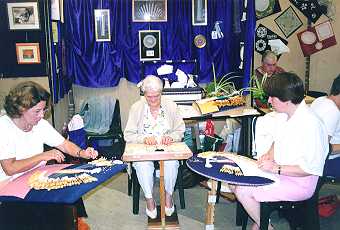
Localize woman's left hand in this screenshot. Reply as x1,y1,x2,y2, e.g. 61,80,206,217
82,147,98,159
161,136,173,145
257,159,277,173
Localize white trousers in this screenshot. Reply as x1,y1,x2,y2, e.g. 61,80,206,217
133,160,179,199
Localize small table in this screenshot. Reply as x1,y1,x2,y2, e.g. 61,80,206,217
0,162,127,229
186,152,275,230
123,142,193,229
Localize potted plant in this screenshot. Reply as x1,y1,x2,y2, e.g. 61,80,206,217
241,73,269,108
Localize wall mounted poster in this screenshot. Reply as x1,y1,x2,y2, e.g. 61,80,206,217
7,2,40,30
192,0,207,26
94,9,111,42
132,0,167,22
139,30,161,61
275,6,302,38
289,0,322,23
297,20,337,56
16,43,41,64
255,0,281,20
255,24,288,55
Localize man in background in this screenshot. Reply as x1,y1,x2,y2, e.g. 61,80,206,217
255,50,285,81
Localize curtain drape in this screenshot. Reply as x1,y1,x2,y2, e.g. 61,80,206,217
63,0,255,88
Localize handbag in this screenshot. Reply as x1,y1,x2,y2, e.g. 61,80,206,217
318,194,339,218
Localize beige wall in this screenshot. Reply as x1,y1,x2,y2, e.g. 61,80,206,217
254,0,340,93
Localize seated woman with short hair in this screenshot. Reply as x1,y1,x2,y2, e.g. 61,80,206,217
124,75,185,219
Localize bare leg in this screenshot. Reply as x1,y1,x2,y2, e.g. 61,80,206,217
146,198,156,211
165,192,173,208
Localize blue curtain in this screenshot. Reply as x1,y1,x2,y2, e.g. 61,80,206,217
63,0,255,88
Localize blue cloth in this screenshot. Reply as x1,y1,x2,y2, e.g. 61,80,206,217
79,96,116,134
186,155,274,186
324,157,340,178
0,163,126,204
64,0,255,87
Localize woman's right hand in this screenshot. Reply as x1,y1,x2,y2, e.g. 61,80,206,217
144,136,157,145
42,149,65,163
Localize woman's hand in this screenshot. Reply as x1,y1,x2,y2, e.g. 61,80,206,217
257,159,278,174
161,136,173,145
144,136,158,145
43,149,65,163
81,147,98,159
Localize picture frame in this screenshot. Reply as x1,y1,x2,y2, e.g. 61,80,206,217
132,0,167,22
139,30,161,61
16,43,41,64
7,2,40,30
192,0,207,26
274,6,303,38
94,9,111,42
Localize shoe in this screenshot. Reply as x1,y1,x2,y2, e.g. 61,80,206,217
165,205,175,217
146,206,157,219
77,218,90,230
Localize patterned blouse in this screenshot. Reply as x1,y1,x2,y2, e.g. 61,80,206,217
142,105,170,143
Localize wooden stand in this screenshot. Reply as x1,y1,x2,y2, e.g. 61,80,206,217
148,205,180,229
205,179,217,230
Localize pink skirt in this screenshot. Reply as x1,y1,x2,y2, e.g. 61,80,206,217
238,175,319,202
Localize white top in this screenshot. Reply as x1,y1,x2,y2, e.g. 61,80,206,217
254,111,287,158
310,96,340,144
274,101,329,176
0,115,65,181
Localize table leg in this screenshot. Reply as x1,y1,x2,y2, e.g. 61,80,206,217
205,179,217,230
159,160,166,227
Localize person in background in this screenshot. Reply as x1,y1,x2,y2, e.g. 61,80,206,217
124,75,185,219
255,50,285,82
311,74,340,177
232,72,329,230
0,81,98,230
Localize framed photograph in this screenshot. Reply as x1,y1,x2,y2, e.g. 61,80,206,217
94,9,111,42
274,6,303,38
139,30,161,61
7,2,40,30
132,0,167,22
16,43,41,64
192,0,207,26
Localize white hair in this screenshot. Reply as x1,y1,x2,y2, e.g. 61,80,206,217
140,75,163,93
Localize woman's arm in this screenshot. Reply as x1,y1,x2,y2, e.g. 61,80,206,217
258,159,312,177
0,149,65,176
57,140,97,159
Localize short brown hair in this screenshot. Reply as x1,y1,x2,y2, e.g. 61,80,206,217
263,72,304,104
4,81,50,118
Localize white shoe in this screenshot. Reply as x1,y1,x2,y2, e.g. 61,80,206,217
165,205,175,217
146,205,157,219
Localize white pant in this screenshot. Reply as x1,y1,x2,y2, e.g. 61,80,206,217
133,160,179,199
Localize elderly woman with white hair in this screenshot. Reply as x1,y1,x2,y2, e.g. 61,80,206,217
124,75,185,219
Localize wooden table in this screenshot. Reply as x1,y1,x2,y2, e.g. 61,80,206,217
123,142,193,229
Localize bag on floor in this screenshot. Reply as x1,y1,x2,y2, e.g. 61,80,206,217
318,195,338,217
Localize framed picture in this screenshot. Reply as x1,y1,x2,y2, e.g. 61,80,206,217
7,2,40,30
16,43,41,64
132,0,167,22
139,30,161,61
274,6,303,38
192,0,207,26
51,0,60,21
94,9,111,42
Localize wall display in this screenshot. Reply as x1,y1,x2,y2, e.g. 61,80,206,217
192,0,207,26
274,6,302,38
255,0,281,20
297,20,336,56
132,0,167,22
94,9,111,42
139,30,161,61
255,24,288,55
194,34,206,48
7,2,40,30
289,0,322,23
16,43,41,64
